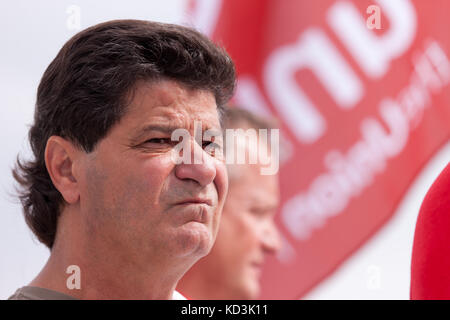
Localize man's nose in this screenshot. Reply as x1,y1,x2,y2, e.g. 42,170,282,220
174,139,217,187
261,221,282,254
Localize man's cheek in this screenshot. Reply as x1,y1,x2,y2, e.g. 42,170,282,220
141,155,174,184
214,160,228,203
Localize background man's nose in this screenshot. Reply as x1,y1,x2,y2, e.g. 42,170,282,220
261,221,282,254
174,139,217,187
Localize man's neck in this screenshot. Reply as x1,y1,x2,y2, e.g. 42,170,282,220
30,244,186,299
29,212,188,300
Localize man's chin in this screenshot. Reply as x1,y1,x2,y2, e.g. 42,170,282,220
239,283,260,300
175,222,215,258
235,271,261,300
228,281,260,300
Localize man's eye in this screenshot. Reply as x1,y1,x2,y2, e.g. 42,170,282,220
146,138,171,145
203,141,224,159
250,208,272,217
202,141,221,149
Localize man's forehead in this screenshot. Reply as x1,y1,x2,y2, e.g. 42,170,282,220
232,181,279,212
126,80,221,132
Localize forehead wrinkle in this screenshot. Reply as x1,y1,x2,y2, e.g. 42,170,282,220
163,85,221,131
127,81,221,138
162,108,190,129
127,105,188,140
154,104,221,135
126,82,184,121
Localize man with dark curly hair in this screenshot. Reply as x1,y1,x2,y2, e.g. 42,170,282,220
9,19,235,300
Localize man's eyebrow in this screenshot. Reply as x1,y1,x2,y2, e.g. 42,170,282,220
130,124,223,142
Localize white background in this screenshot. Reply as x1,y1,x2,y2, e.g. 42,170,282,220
0,1,448,300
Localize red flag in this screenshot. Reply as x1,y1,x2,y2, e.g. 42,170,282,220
191,0,450,298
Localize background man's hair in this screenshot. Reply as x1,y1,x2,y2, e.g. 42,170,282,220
222,106,278,181
222,107,278,131
12,19,236,249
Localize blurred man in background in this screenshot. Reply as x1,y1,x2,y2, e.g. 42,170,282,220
178,107,281,299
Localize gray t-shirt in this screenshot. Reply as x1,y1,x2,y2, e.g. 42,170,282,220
8,286,187,300
8,286,77,300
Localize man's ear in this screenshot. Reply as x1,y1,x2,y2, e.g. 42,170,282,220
44,136,81,204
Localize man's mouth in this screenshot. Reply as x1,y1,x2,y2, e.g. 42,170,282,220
172,198,214,224
175,198,212,206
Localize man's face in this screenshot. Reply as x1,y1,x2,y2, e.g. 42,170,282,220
77,80,228,267
195,161,281,299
